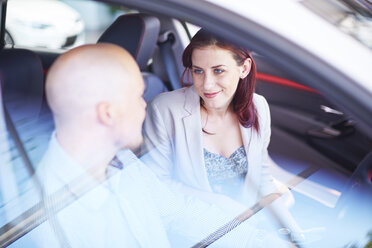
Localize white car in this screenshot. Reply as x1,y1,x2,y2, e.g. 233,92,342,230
5,0,85,49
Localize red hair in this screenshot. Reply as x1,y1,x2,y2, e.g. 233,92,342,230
181,29,259,132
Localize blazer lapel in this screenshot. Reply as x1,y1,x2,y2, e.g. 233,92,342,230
182,86,212,191
240,124,260,177
240,124,261,205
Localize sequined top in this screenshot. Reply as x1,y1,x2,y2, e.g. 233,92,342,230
204,146,248,200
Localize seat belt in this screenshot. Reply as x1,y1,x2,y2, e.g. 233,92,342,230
3,107,38,182
158,31,181,91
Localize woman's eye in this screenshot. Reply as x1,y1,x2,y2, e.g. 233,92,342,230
193,69,203,74
214,68,223,74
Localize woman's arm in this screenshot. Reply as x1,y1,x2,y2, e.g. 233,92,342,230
141,101,174,182
258,96,305,241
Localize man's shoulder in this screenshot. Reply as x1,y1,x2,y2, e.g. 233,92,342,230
35,147,61,190
36,158,68,195
116,149,151,178
116,150,173,197
120,157,156,182
35,135,85,194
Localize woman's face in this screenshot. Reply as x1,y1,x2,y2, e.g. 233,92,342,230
191,45,251,112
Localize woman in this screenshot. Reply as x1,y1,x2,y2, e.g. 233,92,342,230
142,28,281,207
141,29,308,242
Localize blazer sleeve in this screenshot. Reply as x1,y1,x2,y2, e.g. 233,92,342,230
256,97,301,233
257,95,281,196
141,100,175,184
258,96,292,202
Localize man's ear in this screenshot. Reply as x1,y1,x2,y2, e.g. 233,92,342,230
97,102,115,126
240,58,252,79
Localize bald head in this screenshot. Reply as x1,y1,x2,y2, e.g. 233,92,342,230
44,43,147,168
46,43,142,125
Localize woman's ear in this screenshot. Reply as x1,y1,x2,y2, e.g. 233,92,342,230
240,58,252,79
96,102,115,126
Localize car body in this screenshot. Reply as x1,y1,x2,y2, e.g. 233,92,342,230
0,0,371,247
5,0,85,49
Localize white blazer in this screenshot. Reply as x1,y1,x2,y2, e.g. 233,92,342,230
142,86,280,207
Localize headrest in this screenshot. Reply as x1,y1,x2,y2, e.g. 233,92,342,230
0,49,44,118
97,13,160,70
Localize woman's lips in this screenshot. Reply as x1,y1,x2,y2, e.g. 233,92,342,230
204,92,220,99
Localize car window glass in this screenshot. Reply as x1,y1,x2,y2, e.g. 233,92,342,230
254,52,372,246
185,22,201,38
0,0,371,247
0,86,48,245
301,0,372,50
4,0,131,51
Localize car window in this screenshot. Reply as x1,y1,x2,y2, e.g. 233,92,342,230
301,0,372,50
4,0,128,51
255,55,372,247
0,84,47,245
0,0,372,247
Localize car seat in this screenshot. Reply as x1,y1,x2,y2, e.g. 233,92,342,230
0,48,53,170
97,13,168,102
0,48,54,229
0,49,44,117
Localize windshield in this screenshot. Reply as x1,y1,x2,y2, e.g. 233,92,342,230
301,0,372,49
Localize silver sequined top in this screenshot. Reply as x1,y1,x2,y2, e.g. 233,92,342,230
204,146,248,200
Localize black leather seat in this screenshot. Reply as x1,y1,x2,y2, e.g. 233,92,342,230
0,48,53,166
97,13,167,102
0,48,44,118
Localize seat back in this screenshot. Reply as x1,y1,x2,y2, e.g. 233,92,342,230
0,49,44,118
0,48,54,167
98,13,167,101
0,48,55,228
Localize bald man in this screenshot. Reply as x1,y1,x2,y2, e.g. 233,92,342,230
29,43,153,247
24,44,290,248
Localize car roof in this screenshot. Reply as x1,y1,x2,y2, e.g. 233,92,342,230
208,0,372,92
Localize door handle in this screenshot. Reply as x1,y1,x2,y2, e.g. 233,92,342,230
320,105,343,115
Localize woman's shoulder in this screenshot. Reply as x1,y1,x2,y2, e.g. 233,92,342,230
149,86,195,109
252,92,269,109
252,93,270,127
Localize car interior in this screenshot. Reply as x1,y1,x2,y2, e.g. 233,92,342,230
0,2,372,247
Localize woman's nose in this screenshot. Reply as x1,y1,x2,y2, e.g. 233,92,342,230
203,73,215,90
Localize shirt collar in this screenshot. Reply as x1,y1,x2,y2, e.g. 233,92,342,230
45,132,122,210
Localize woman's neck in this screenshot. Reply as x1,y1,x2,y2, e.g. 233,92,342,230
202,103,234,120
201,104,238,135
